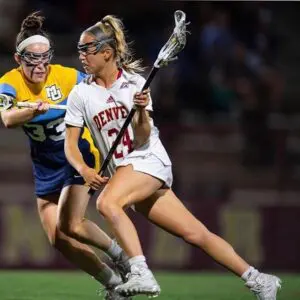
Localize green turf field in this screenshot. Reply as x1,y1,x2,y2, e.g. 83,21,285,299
0,271,298,300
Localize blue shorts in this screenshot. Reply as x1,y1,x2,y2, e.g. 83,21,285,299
32,133,100,197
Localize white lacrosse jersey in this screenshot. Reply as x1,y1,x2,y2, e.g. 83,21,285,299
65,69,171,175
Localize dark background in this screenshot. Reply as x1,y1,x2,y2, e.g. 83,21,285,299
0,1,300,272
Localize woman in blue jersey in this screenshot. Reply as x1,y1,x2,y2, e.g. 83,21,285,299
0,11,129,299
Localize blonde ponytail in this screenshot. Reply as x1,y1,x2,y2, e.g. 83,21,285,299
87,15,144,73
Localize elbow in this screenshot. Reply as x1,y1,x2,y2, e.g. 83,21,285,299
1,117,16,129
134,130,151,149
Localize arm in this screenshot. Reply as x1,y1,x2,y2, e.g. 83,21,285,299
131,89,151,148
132,108,151,148
1,108,38,128
64,88,108,190
65,125,87,174
65,125,109,190
0,81,49,127
1,101,50,128
64,89,89,173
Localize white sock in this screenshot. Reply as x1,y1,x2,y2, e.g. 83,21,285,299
93,264,122,286
107,239,123,260
241,266,259,281
128,255,148,270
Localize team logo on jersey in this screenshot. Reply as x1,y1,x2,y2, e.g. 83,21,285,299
45,84,62,101
120,80,136,89
106,95,115,103
120,82,129,89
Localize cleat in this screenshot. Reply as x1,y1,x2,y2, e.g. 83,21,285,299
98,285,132,300
105,288,132,300
245,273,282,300
115,264,161,297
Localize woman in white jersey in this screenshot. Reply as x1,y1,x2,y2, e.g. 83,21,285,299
64,15,281,299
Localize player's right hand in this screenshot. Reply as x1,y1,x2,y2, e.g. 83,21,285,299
80,166,109,190
33,101,50,115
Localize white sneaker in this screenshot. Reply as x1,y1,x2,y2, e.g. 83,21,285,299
245,273,282,300
115,264,161,298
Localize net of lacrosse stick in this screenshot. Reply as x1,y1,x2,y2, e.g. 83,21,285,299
154,10,188,68
0,94,67,111
89,10,189,194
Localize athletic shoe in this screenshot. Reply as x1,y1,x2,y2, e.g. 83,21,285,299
115,264,161,298
245,272,282,300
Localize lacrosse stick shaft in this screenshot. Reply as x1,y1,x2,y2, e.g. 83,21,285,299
0,94,67,111
88,9,188,195
88,67,159,195
17,102,67,110
99,66,158,174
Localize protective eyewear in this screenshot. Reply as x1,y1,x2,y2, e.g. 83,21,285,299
19,49,54,66
77,38,115,55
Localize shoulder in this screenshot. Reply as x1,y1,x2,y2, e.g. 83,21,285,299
50,64,86,82
122,70,146,90
123,70,145,83
0,68,22,84
0,68,22,97
50,64,86,91
69,81,88,101
50,64,78,78
69,83,81,96
74,80,88,92
71,80,96,102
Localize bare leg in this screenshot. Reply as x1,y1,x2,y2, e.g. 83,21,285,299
135,188,249,276
97,166,163,297
38,195,107,277
57,185,112,251
97,165,162,258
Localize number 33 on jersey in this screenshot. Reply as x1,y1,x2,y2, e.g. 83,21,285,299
0,64,85,145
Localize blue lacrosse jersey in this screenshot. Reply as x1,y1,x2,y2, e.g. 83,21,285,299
0,65,100,196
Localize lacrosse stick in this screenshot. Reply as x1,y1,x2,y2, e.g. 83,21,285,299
89,10,189,195
0,94,67,111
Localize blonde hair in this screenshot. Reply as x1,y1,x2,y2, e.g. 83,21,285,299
86,15,144,73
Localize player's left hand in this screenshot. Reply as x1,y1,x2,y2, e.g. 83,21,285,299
33,101,50,115
133,88,150,109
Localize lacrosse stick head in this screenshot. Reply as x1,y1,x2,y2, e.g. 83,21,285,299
0,94,15,112
154,10,189,68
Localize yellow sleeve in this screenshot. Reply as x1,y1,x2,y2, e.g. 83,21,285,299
51,64,83,96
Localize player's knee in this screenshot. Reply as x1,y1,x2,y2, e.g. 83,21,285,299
58,219,79,239
97,193,111,215
57,217,68,235
97,198,114,218
97,197,122,224
182,226,210,247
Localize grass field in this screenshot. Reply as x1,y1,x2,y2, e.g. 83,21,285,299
0,271,299,300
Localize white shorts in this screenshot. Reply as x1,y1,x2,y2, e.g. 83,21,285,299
118,153,173,188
